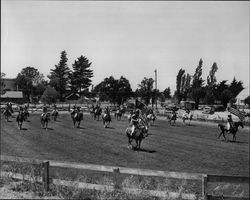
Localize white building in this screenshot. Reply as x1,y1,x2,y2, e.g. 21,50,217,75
236,86,249,108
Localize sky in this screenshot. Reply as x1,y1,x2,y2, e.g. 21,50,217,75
1,1,249,93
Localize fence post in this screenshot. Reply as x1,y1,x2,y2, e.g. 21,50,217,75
113,168,122,190
42,161,50,191
202,174,208,200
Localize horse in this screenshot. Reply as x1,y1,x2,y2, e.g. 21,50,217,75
41,112,50,130
167,112,177,126
114,108,125,121
51,109,59,121
71,110,83,128
182,112,193,125
102,113,112,128
146,113,157,126
94,107,102,121
90,107,95,118
218,121,244,142
23,109,29,121
16,112,25,129
125,119,149,150
3,107,13,122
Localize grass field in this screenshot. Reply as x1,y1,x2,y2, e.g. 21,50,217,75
1,111,249,177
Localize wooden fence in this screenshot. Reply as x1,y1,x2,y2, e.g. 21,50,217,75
1,155,249,200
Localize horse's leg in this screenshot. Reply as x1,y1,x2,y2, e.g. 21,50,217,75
222,131,227,140
218,131,222,139
135,140,139,150
128,137,132,149
138,139,142,150
233,132,236,142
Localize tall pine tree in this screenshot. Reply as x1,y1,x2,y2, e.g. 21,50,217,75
48,50,70,100
69,55,93,94
205,62,218,104
190,59,205,109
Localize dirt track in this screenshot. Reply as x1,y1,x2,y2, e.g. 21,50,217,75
1,112,249,176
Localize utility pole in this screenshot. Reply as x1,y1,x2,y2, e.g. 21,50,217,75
154,69,157,109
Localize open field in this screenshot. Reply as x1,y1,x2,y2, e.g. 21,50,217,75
1,112,249,177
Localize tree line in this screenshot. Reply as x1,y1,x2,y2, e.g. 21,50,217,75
1,51,248,108
175,58,245,109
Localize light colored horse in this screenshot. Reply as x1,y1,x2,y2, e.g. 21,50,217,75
146,113,157,126
182,112,193,125
167,112,177,126
41,112,50,130
102,113,112,128
71,110,83,128
51,109,59,121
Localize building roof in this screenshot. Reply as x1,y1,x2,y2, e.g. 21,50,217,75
2,78,16,89
236,86,249,100
65,93,80,99
0,91,23,99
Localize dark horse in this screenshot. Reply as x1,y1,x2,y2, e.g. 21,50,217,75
94,107,102,121
23,109,29,121
125,122,149,150
167,112,177,126
41,112,50,130
16,112,25,129
71,111,83,128
102,113,112,128
51,109,59,121
114,108,125,121
3,107,13,122
218,121,244,142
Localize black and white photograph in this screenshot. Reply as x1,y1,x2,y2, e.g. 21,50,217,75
1,1,249,199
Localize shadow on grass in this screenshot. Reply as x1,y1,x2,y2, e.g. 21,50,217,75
133,147,156,153
76,126,85,129
227,140,248,144
105,126,115,129
42,127,54,130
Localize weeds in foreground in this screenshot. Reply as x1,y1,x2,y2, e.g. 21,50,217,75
1,161,201,200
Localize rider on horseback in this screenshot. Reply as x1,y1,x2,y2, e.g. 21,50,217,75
19,105,24,113
104,106,110,117
131,109,140,137
53,103,57,109
172,108,177,118
183,109,190,119
226,114,234,131
41,106,48,118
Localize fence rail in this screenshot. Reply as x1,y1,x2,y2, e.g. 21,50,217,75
1,155,249,200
